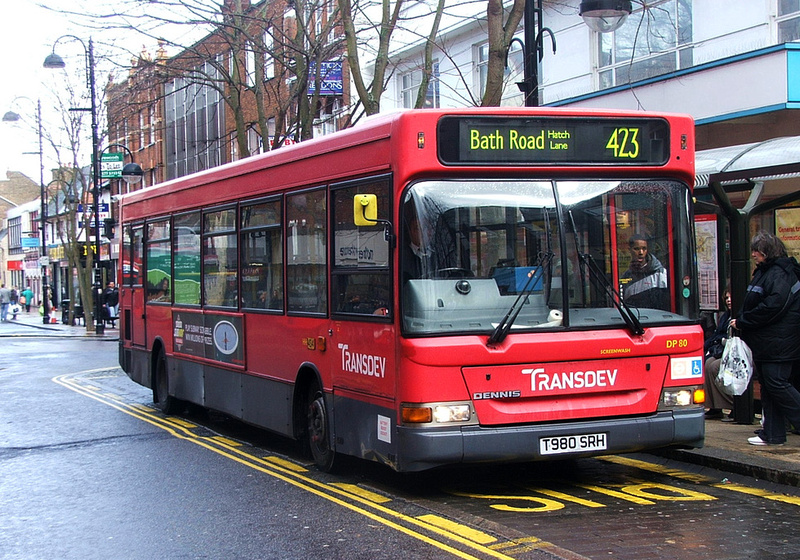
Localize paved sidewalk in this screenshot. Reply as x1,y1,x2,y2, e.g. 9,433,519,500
2,313,798,486
659,413,800,487
0,309,119,340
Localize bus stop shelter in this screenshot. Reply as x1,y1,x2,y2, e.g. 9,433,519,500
695,136,800,424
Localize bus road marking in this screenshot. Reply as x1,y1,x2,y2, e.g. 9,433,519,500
330,483,392,503
599,454,714,483
264,456,309,472
163,417,198,429
600,454,800,505
488,536,546,555
54,370,565,560
567,484,655,505
526,487,606,508
210,435,242,447
712,482,800,506
416,514,498,544
448,491,566,513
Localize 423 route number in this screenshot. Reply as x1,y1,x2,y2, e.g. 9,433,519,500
606,127,640,159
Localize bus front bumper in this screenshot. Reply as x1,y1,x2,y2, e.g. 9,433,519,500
394,408,704,472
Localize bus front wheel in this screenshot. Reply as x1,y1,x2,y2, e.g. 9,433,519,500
306,386,336,472
153,350,180,415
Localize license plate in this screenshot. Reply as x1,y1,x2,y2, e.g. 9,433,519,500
539,433,607,455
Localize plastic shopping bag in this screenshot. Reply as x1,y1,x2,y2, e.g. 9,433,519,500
717,334,753,396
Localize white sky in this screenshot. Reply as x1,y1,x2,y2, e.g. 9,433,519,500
0,1,74,182
0,0,202,185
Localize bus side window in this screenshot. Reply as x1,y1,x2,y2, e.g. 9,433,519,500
241,198,283,311
287,188,327,314
203,208,238,308
146,219,172,303
331,178,391,318
174,212,201,305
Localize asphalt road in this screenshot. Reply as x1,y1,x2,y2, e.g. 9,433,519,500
2,336,800,560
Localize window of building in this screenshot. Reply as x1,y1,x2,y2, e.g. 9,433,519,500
148,104,156,146
598,0,693,90
164,59,225,180
247,126,262,155
331,178,391,318
286,188,327,314
400,62,440,109
315,98,340,136
139,111,145,150
203,207,238,308
241,198,283,311
8,216,21,255
477,43,489,97
264,30,274,80
246,42,257,87
476,40,523,102
146,219,171,303
778,0,800,42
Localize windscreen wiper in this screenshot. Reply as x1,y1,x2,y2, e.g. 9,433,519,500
577,251,644,336
487,251,554,346
568,211,644,336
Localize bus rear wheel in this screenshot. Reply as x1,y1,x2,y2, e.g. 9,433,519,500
153,350,180,415
306,386,336,472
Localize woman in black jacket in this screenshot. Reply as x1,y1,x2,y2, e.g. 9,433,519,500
731,232,800,446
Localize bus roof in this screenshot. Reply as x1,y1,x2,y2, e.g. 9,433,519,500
120,107,695,217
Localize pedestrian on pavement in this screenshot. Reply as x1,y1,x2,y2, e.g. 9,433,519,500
730,231,800,447
103,282,119,326
20,286,33,312
0,284,11,322
704,287,734,421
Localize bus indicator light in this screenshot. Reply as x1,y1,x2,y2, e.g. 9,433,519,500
402,406,433,424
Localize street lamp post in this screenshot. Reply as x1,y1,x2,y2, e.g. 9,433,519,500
2,98,50,324
515,0,632,107
44,36,105,334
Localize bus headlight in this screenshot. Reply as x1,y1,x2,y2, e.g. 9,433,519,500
661,388,695,407
401,402,473,425
433,404,471,423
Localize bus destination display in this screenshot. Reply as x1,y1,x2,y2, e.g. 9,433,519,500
437,116,670,166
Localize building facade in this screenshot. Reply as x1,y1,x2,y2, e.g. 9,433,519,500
0,171,41,291
102,0,800,312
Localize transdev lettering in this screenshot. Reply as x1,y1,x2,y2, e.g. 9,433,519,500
339,343,386,378
521,367,618,391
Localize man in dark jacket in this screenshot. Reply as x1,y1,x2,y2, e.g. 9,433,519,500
731,231,800,446
103,282,119,326
621,235,670,310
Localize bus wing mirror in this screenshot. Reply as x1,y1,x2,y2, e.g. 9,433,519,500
353,194,395,249
354,194,378,226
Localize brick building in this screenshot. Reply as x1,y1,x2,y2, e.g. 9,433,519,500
106,0,345,190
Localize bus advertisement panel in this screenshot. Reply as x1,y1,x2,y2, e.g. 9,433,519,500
118,108,703,472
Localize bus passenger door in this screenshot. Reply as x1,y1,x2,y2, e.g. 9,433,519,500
126,224,147,347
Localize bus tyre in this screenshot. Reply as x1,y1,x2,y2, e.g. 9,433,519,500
153,350,180,415
307,387,336,472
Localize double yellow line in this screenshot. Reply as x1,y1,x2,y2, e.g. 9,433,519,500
54,370,578,560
